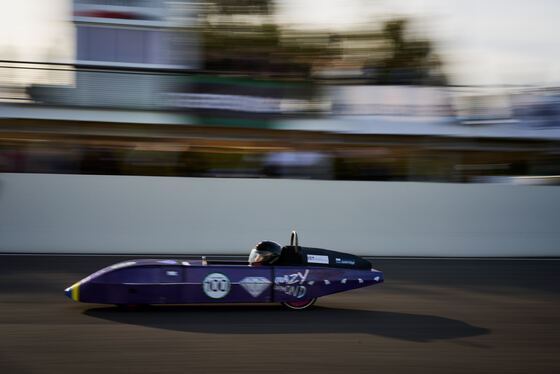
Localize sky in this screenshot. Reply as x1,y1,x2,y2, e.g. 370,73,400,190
0,0,559,86
0,0,72,62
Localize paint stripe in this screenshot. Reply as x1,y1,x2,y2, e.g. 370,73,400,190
71,283,79,301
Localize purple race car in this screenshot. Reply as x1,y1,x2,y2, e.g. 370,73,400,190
65,231,383,310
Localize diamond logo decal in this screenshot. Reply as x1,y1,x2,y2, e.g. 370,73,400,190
240,277,271,298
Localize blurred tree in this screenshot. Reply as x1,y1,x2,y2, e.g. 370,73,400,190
201,4,446,84
202,0,331,77
364,19,447,85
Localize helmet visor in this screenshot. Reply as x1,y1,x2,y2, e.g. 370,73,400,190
248,248,277,265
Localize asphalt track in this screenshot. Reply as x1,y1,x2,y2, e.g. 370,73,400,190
1,255,560,374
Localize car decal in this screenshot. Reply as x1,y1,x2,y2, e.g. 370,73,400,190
202,272,231,299
239,277,271,298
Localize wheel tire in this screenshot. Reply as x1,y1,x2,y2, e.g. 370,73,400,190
281,298,317,310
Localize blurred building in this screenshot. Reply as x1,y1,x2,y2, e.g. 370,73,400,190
29,0,200,109
512,88,560,128
74,0,198,68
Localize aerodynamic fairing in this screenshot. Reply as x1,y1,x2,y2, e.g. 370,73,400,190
65,231,383,310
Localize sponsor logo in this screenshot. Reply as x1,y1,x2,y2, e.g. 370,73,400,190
335,258,356,265
202,272,231,299
240,277,271,298
275,270,309,299
307,254,329,264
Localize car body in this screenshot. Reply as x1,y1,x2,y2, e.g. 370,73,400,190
65,232,383,310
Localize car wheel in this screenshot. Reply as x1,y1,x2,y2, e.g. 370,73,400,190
281,298,317,310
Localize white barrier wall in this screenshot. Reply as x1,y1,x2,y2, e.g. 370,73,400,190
1,173,559,256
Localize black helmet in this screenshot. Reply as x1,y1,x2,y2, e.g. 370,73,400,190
248,241,282,265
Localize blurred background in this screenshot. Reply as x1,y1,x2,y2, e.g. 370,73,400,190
2,5,560,372
1,0,559,184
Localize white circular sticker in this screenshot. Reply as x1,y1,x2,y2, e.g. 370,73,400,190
202,272,231,299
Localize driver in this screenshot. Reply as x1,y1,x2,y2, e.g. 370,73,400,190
248,241,282,266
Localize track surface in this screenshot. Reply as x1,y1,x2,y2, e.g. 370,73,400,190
1,255,559,373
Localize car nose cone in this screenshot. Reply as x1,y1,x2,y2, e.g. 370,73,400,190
64,283,79,301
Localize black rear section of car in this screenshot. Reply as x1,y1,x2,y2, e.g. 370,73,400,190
277,246,372,270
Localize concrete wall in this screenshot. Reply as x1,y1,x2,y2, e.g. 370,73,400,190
1,173,559,256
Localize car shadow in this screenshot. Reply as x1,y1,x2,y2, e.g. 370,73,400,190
83,304,490,343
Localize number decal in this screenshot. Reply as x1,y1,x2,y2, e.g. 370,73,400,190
202,273,231,299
